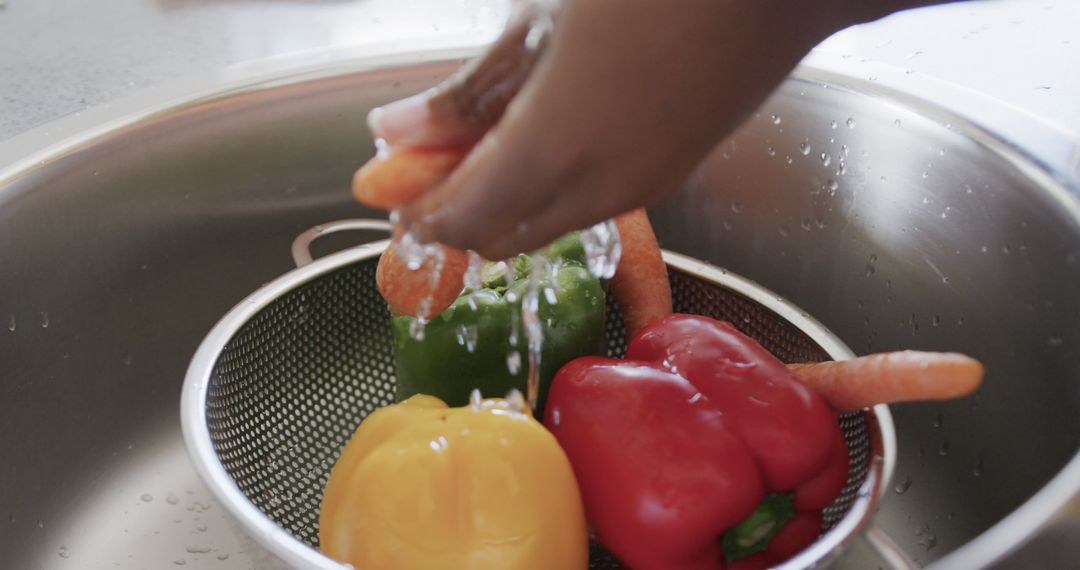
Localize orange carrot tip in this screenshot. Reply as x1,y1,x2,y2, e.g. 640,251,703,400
376,240,469,320
788,351,984,412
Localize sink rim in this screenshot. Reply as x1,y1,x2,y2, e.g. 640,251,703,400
3,42,1079,570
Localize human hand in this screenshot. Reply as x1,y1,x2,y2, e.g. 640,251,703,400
370,0,949,260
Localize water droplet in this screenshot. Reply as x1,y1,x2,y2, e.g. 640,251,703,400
166,492,179,505
770,114,782,125
895,475,913,494
939,439,950,456
730,202,743,214
932,315,941,327
973,456,984,477
58,546,70,559
1048,334,1064,347
173,559,187,566
784,155,793,165
827,179,839,192
800,219,813,231
1001,245,1011,255
894,119,903,127
216,553,230,561
185,545,212,554
40,312,49,328
722,220,733,232
462,251,484,291
777,225,790,238
921,531,938,551
879,175,888,183
829,120,838,129
37,520,45,529
821,153,832,167
7,315,13,332
921,171,930,179
766,147,776,156
846,117,857,128
196,524,208,532
140,493,153,502
506,352,522,375
581,219,622,279
865,265,876,277
409,318,427,341
933,413,944,427
799,141,812,156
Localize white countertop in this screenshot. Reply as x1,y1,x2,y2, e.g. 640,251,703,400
1,0,1078,168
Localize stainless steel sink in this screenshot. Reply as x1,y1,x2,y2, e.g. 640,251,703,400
2,48,1079,569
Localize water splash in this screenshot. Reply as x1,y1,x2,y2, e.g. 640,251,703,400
521,254,548,411
463,251,484,291
394,225,449,341
580,219,621,279
506,352,522,375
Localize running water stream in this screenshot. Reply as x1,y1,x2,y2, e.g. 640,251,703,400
395,219,621,414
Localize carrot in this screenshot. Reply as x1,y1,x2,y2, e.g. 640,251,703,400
352,147,469,209
787,351,984,412
376,238,471,319
353,146,470,318
611,209,673,337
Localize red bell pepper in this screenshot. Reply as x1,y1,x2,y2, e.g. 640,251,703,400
543,314,848,569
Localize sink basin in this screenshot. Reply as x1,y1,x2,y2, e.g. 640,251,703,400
2,48,1079,569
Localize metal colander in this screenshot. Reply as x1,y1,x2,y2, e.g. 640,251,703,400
181,220,897,570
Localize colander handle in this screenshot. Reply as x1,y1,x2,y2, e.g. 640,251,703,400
291,219,394,267
863,523,919,569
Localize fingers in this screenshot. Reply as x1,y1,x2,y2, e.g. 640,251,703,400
394,0,855,257
369,7,551,148
401,0,717,258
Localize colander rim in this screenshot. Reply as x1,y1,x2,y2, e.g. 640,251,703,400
181,242,897,570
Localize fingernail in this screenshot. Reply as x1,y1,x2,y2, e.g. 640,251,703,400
368,91,434,145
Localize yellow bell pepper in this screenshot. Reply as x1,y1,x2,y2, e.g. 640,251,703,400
319,394,588,570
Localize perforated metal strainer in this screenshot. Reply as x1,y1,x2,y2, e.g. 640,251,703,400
181,219,902,570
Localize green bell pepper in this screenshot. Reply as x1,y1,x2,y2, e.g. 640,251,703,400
390,232,606,412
